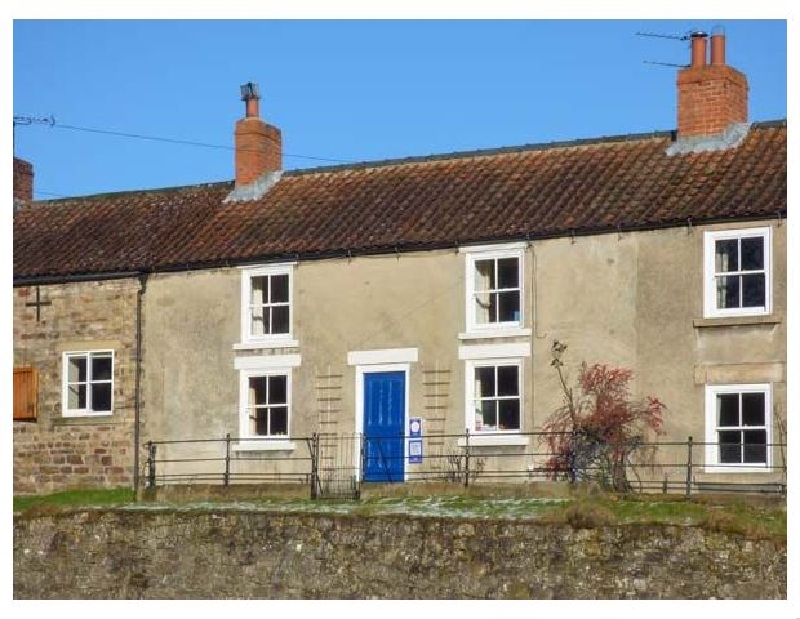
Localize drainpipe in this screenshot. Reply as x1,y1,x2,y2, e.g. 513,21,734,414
133,272,149,500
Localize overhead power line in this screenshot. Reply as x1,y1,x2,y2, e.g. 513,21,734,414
32,120,352,164
15,117,354,200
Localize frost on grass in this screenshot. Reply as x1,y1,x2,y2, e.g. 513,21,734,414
119,496,569,520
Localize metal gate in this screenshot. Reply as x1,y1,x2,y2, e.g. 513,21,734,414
310,432,362,499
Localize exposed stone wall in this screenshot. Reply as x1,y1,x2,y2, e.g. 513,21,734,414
13,510,786,599
13,279,142,494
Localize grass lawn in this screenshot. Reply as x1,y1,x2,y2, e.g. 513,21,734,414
13,487,785,543
13,487,135,512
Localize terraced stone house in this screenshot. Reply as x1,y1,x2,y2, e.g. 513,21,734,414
13,32,787,494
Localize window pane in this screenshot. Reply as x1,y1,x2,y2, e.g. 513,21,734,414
717,394,739,427
497,258,519,288
270,407,288,435
249,377,267,406
474,292,496,324
741,236,764,270
715,239,739,272
271,306,290,334
254,408,269,435
251,307,267,336
267,375,287,405
271,274,289,303
743,430,767,464
68,384,86,410
741,274,765,308
741,393,765,426
474,259,495,291
478,400,497,431
497,365,519,396
68,356,87,382
92,383,112,412
92,354,112,381
250,276,267,304
475,367,495,398
716,275,740,309
718,430,742,464
497,291,520,322
498,399,520,431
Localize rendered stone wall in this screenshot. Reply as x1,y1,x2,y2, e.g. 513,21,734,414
143,221,786,487
13,279,142,494
13,509,786,599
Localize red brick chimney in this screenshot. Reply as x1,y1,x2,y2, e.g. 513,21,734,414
676,29,748,138
13,157,34,205
234,82,282,186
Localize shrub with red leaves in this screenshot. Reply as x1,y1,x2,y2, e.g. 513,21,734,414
541,340,667,491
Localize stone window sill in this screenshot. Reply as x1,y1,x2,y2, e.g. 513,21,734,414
52,416,124,427
693,315,782,329
234,339,299,351
701,465,775,475
233,440,296,452
457,434,529,447
458,328,532,341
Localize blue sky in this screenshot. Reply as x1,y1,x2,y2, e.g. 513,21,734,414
12,19,787,199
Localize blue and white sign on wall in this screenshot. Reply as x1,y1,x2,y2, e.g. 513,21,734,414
409,439,423,464
409,417,422,463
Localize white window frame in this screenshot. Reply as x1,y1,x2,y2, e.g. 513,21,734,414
464,358,524,436
464,247,524,334
61,350,114,417
240,263,296,347
703,227,772,318
236,365,295,451
704,383,772,473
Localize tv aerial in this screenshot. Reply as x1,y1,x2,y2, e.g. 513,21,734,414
13,114,55,152
635,30,696,69
635,25,725,69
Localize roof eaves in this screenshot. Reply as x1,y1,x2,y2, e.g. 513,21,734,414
14,209,786,286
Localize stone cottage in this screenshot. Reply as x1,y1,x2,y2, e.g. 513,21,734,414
13,31,786,494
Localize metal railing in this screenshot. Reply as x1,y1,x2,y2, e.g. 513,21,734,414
143,430,787,499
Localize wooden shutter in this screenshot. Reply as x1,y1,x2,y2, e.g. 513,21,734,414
13,367,38,421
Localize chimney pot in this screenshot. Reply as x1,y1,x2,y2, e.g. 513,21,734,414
710,32,726,65
690,31,708,68
676,29,748,139
241,81,260,118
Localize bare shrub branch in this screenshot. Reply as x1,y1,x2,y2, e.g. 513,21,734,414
540,340,667,492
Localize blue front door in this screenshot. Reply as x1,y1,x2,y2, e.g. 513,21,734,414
363,371,405,482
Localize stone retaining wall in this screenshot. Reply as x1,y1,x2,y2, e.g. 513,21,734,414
13,509,785,599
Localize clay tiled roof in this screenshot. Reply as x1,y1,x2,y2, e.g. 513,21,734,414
14,121,787,280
